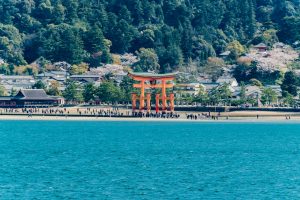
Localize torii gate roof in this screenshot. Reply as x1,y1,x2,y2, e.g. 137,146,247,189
128,72,177,79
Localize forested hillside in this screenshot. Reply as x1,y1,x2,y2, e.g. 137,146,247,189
0,0,299,72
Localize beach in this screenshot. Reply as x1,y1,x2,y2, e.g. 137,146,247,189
0,110,300,122
0,106,299,122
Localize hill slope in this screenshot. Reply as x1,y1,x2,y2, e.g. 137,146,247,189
0,0,299,72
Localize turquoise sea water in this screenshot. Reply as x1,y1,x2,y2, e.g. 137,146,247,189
1,121,300,199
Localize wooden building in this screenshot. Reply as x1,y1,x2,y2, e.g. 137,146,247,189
0,89,64,107
254,43,268,52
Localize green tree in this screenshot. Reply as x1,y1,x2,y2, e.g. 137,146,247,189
63,0,79,21
33,0,54,23
283,93,296,107
10,88,17,96
111,19,135,53
32,80,46,89
59,26,85,64
278,16,300,43
159,45,183,72
191,37,216,61
70,63,89,75
181,22,193,61
119,76,134,102
0,23,26,65
261,87,277,105
219,83,233,105
119,6,132,23
63,81,83,101
47,80,61,96
83,83,96,102
0,63,10,75
96,81,123,103
52,1,66,24
41,24,86,64
209,86,222,105
0,0,299,70
85,25,112,66
134,48,160,72
271,0,287,25
194,85,209,105
239,82,246,103
0,84,7,96
226,40,246,60
100,49,112,64
254,29,279,46
281,71,298,97
250,78,263,87
85,24,105,54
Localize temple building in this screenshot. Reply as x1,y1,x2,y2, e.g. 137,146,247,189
0,89,64,107
254,43,268,52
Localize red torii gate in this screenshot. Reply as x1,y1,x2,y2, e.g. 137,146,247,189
128,72,177,113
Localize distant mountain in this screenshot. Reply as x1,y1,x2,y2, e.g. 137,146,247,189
0,0,299,72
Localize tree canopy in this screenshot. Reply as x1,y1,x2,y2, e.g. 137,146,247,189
0,0,299,72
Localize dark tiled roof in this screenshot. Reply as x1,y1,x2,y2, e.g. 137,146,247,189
70,75,100,78
13,89,53,100
36,72,53,77
0,75,34,80
50,71,68,75
254,43,267,48
0,96,12,101
51,77,66,81
128,72,178,79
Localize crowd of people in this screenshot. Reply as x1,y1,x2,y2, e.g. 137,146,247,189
132,111,181,119
0,107,296,121
186,112,223,120
0,107,127,117
0,107,183,119
0,107,185,119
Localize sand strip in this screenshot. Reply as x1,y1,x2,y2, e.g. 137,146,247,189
0,114,299,123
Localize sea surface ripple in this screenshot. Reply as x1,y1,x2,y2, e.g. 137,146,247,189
0,121,300,199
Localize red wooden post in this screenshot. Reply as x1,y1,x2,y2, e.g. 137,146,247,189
170,93,175,112
155,94,160,113
161,79,167,112
132,93,137,111
146,93,151,112
139,80,145,111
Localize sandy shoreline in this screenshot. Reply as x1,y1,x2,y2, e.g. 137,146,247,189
0,114,300,123
1,107,300,123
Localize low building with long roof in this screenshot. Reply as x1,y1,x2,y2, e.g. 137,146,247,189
0,89,64,107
